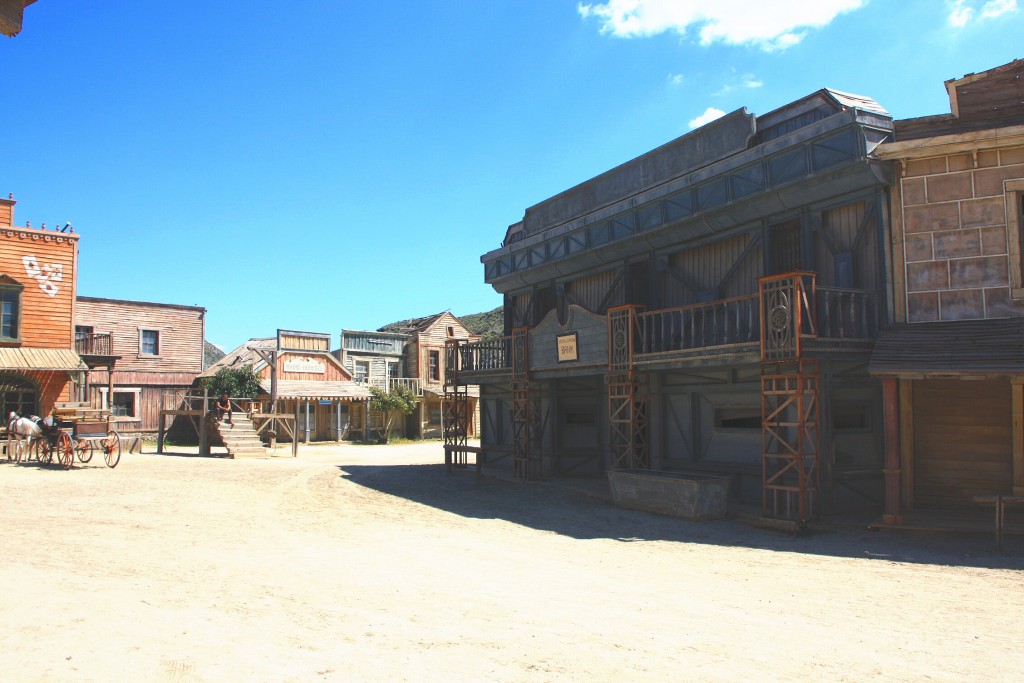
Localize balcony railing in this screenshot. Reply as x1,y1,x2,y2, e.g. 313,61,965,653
355,376,423,396
815,286,878,340
75,333,113,356
637,294,760,355
449,279,879,376
457,337,512,373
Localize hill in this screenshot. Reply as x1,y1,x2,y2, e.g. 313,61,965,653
458,306,503,340
204,340,226,369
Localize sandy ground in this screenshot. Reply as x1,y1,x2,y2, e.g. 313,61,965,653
1,441,1023,683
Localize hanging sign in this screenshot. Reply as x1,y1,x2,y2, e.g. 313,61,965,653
284,356,326,374
557,333,578,362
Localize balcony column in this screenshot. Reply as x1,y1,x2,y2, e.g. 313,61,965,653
882,378,902,525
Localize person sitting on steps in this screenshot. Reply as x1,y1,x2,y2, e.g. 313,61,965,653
214,393,233,426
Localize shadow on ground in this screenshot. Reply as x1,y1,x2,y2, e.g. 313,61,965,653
338,462,1024,570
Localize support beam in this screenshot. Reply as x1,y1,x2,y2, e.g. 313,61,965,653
882,377,903,525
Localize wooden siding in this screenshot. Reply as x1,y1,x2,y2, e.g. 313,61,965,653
663,232,762,307
279,332,330,351
414,312,478,390
0,227,78,349
268,351,350,382
913,379,1013,506
0,199,13,227
75,298,204,373
564,268,623,314
816,200,879,289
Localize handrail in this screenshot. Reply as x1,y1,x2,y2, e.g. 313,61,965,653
637,293,760,354
815,286,878,339
457,336,512,372
75,332,113,355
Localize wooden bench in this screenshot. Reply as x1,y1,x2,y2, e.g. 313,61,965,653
972,494,1024,551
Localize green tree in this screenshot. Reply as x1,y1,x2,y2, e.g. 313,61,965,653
368,384,418,444
201,365,262,399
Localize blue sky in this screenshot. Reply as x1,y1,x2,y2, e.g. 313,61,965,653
2,0,1020,351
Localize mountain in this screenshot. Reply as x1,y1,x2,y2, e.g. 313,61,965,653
204,340,226,369
458,306,503,340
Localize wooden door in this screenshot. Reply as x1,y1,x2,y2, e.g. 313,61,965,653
913,379,1013,506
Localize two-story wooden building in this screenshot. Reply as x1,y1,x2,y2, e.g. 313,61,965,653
201,330,371,442
0,0,37,37
74,296,206,435
377,312,479,439
453,89,895,522
0,196,87,419
871,60,1024,522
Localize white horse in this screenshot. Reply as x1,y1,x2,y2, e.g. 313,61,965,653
7,412,43,461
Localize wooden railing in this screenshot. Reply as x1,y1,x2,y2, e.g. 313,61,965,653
456,337,512,373
75,333,113,355
637,294,760,354
815,286,878,340
362,377,423,395
444,281,878,377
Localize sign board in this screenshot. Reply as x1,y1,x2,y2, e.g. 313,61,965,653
283,357,326,374
557,333,578,363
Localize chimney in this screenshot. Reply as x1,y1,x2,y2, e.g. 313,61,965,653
0,193,14,228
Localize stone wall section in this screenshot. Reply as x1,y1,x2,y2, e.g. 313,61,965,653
900,145,1024,321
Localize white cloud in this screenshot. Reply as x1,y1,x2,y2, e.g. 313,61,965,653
714,71,763,96
577,0,866,51
668,73,685,86
689,107,726,129
948,0,1017,26
981,0,1018,18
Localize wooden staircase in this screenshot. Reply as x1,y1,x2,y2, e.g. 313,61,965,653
211,414,268,459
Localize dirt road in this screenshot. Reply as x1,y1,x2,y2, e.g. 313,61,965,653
1,442,1022,682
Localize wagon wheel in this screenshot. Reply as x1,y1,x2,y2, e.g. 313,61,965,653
35,438,53,464
76,438,94,463
56,432,75,469
102,430,121,468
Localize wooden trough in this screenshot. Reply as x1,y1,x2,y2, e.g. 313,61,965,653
607,469,730,521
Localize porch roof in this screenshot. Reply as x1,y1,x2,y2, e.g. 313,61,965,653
868,318,1024,378
0,347,87,372
260,379,372,402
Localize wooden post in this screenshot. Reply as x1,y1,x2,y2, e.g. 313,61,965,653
199,386,209,456
292,400,299,457
157,412,165,454
304,399,310,444
882,378,902,525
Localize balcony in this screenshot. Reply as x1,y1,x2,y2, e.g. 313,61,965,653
450,273,880,381
75,333,114,357
355,376,423,396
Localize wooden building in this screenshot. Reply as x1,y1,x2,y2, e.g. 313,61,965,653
0,196,87,418
452,89,896,522
871,60,1024,521
377,312,480,439
201,330,371,442
336,328,422,439
1,0,37,37
74,296,206,435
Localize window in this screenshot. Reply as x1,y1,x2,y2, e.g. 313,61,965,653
354,360,369,384
0,285,22,342
428,350,440,381
447,326,455,337
140,329,159,355
715,407,762,430
111,391,136,418
99,388,140,419
75,325,93,342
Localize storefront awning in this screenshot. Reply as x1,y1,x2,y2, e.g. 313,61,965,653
868,318,1024,378
260,379,372,402
0,347,87,372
